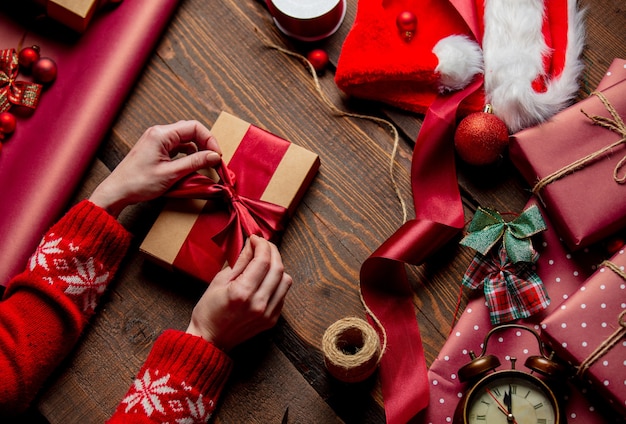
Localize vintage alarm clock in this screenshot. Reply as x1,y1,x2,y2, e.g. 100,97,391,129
453,324,566,424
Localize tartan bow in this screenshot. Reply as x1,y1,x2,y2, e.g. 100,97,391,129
0,48,42,113
462,245,550,324
460,204,546,264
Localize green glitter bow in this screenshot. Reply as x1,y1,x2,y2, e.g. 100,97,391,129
460,205,547,263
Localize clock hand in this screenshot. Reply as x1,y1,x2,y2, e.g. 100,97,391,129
503,384,513,414
504,386,514,423
486,388,518,424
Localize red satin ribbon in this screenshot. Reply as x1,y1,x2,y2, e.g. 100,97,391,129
361,80,482,423
167,161,288,279
360,2,484,421
0,48,42,113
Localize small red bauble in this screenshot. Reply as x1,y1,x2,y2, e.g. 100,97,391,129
18,45,40,70
307,49,329,73
0,112,17,135
32,57,58,84
396,11,417,42
454,105,509,166
605,237,624,254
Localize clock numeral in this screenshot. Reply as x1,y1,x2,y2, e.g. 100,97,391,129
533,402,544,410
537,419,547,424
492,388,501,397
524,390,531,399
480,400,490,406
510,384,517,395
476,415,487,421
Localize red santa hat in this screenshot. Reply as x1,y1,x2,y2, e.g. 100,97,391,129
335,0,585,132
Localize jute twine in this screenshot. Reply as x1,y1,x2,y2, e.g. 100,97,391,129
321,316,382,383
253,27,394,383
532,91,626,196
255,28,408,224
575,260,626,378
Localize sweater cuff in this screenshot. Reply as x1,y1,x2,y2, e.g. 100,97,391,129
4,200,132,319
144,330,233,400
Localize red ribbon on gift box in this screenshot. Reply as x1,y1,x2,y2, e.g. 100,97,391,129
0,48,42,113
166,161,288,272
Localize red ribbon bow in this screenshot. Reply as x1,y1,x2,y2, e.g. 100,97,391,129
166,161,288,266
0,48,42,113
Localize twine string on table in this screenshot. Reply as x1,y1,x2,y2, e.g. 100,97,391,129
575,260,626,378
255,28,408,224
532,91,626,196
254,30,395,380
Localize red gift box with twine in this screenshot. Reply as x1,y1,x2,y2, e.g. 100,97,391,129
140,112,320,284
540,247,626,416
510,60,626,251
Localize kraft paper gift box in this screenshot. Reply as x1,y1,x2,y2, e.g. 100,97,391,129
510,65,626,251
540,247,626,416
32,0,103,32
140,112,320,283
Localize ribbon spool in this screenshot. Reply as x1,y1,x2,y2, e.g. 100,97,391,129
266,0,347,42
322,317,382,383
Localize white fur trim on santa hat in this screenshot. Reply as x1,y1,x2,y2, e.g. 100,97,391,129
483,0,585,132
433,35,484,93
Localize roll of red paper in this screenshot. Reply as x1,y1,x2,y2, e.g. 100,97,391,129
266,0,346,42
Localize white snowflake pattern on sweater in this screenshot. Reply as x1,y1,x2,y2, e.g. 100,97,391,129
121,369,213,423
28,232,109,312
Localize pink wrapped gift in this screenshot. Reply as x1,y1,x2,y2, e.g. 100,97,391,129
510,60,626,251
421,199,610,423
540,247,626,416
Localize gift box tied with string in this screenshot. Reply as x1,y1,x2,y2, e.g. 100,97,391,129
140,112,320,283
540,247,626,416
510,74,626,251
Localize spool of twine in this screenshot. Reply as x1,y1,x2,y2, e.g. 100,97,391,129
322,317,382,383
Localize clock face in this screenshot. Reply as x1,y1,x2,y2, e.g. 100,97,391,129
466,373,557,424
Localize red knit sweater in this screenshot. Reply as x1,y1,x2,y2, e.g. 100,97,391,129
0,200,233,422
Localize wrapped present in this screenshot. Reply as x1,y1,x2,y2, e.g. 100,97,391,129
510,70,626,251
140,112,320,283
32,0,117,33
423,199,608,423
540,247,626,416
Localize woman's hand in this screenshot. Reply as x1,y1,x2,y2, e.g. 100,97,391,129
90,120,222,217
186,235,292,352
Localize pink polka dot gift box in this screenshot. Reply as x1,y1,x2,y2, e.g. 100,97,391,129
541,247,626,417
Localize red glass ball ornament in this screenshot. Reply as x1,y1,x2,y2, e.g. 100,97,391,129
307,49,329,73
18,45,41,70
32,57,58,84
0,112,17,135
396,11,417,41
605,237,624,254
454,105,509,166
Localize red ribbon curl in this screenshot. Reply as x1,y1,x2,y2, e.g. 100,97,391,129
0,49,42,113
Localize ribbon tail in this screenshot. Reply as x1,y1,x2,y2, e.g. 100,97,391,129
360,79,483,423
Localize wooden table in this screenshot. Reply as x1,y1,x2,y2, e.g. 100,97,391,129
30,0,625,422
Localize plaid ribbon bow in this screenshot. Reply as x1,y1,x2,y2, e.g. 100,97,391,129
1,48,42,113
460,205,550,324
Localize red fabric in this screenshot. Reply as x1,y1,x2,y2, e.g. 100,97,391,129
335,0,484,115
0,200,131,415
108,330,233,423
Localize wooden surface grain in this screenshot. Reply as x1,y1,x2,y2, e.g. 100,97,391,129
21,0,626,422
